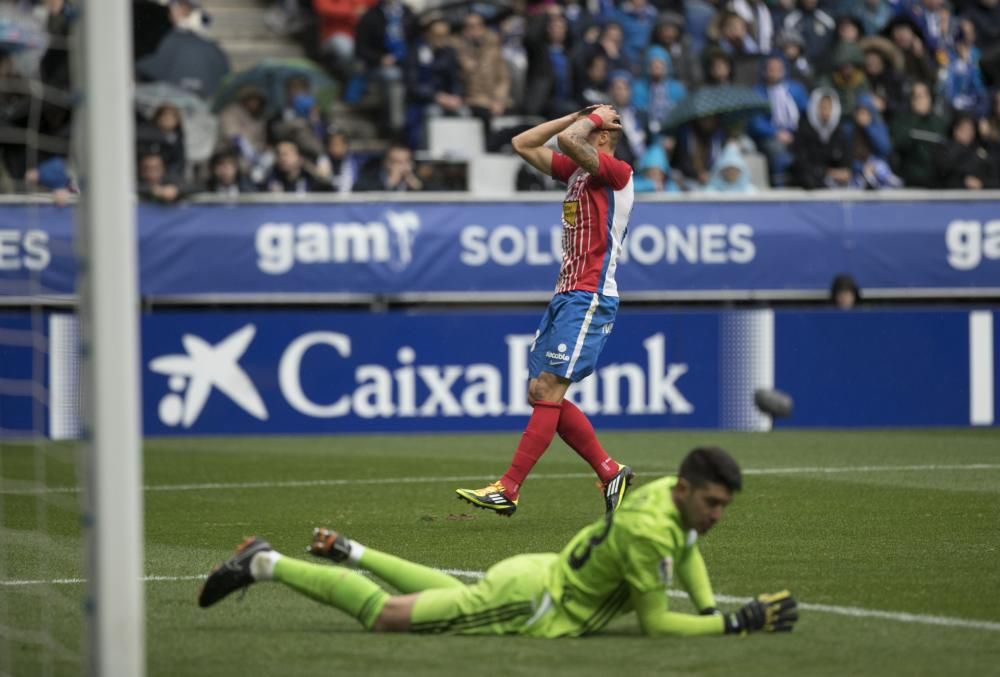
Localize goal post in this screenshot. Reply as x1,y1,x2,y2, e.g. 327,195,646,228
75,1,145,675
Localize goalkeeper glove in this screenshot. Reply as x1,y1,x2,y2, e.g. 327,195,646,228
724,590,798,635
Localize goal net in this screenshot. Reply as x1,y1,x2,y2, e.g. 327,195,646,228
0,2,143,675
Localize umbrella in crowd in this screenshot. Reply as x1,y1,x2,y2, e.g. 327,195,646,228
136,28,231,99
135,82,218,165
211,58,337,114
664,85,771,129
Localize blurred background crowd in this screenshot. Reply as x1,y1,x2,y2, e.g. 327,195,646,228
1,0,1000,199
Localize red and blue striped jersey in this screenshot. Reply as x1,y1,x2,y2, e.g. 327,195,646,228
550,151,634,297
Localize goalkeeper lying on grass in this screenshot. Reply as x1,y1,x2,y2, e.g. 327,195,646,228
198,446,798,637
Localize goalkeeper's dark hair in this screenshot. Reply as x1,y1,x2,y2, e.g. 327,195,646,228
679,447,742,492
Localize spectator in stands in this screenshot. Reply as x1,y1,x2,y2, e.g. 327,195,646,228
884,15,937,86
941,20,988,117
841,0,893,37
674,115,730,188
782,0,836,64
704,142,757,192
848,122,903,189
264,139,329,193
821,43,872,115
632,46,687,137
403,18,465,148
312,0,377,80
567,15,603,83
586,21,630,79
702,46,735,85
977,90,1000,151
792,87,852,189
205,148,256,195
731,0,777,54
777,28,814,86
24,156,76,206
830,274,861,309
709,11,760,56
910,0,950,56
820,47,893,167
145,103,187,179
890,80,948,188
575,52,611,106
137,151,183,203
267,75,327,160
455,13,511,143
860,37,905,118
354,143,423,191
937,112,999,189
683,0,717,53
615,0,657,65
834,14,863,47
964,0,1000,85
315,129,361,192
136,0,230,98
608,70,649,168
748,54,807,186
219,85,271,182
523,12,576,118
498,15,528,112
633,142,681,192
355,0,417,135
650,12,701,87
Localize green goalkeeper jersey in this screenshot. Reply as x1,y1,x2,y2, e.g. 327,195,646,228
534,476,726,637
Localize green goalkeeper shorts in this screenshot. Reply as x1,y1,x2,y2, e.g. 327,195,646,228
409,553,572,637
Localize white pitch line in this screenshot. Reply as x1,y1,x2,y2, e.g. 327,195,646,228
3,463,1000,496
2,570,997,633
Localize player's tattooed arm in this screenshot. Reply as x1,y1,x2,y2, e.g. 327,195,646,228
556,118,601,174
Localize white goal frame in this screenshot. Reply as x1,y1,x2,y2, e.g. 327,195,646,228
75,2,145,675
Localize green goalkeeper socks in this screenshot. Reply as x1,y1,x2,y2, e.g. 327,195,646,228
357,547,464,593
273,557,389,630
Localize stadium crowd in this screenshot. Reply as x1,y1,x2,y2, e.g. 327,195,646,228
2,0,1000,199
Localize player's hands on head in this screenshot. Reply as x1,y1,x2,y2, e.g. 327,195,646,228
592,104,622,131
724,590,798,635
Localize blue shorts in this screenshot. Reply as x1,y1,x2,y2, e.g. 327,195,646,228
528,291,619,383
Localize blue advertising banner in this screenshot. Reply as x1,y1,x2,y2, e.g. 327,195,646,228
0,308,995,437
140,309,722,435
1,199,999,299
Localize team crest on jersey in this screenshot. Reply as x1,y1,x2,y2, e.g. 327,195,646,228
658,557,674,586
562,200,579,226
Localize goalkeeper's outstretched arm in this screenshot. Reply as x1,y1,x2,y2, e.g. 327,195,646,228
675,545,717,614
631,588,799,637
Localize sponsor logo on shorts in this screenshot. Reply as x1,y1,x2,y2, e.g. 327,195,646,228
545,351,570,362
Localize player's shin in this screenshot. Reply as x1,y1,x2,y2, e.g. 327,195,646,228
358,548,465,592
272,557,390,630
557,399,618,482
500,400,562,497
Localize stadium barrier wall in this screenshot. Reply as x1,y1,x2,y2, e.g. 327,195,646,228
1,192,999,303
1,308,995,437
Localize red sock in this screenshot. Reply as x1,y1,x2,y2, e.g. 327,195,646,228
500,400,562,499
557,400,618,483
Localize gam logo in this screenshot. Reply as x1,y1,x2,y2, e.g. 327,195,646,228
946,220,1000,270
255,210,420,275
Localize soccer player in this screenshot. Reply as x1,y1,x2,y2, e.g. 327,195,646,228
455,104,636,517
199,447,799,638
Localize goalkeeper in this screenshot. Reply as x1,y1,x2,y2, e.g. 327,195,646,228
198,446,798,637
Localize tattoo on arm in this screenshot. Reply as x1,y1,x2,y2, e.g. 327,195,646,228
558,120,600,174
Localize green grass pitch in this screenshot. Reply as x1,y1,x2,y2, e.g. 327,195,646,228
2,428,999,676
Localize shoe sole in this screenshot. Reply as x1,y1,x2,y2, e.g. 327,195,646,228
455,492,516,517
